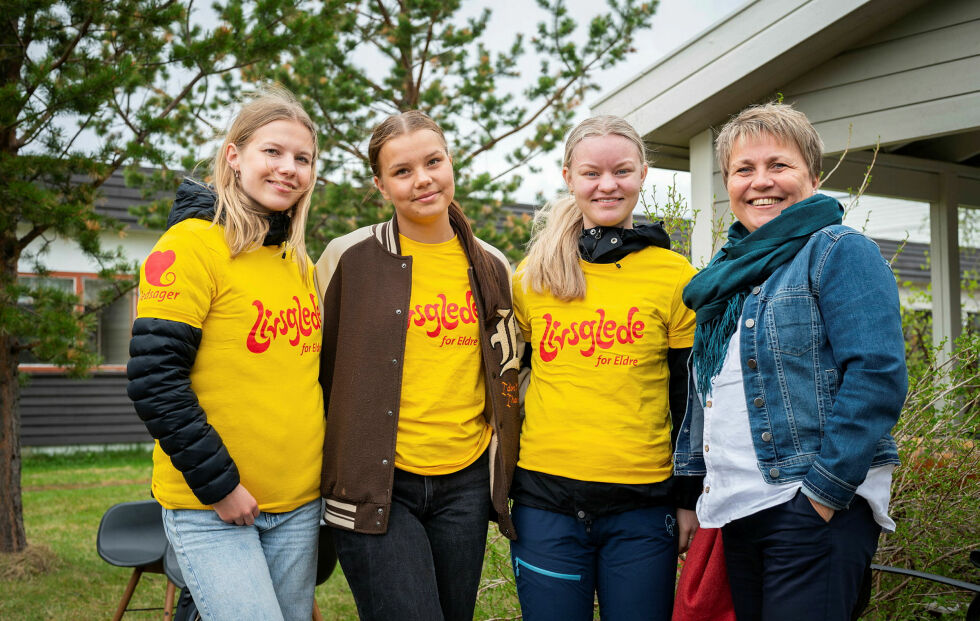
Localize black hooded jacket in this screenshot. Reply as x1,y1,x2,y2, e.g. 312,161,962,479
126,180,290,505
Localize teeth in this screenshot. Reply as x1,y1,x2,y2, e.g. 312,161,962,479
750,198,780,206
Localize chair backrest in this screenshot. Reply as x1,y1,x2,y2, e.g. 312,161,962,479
97,500,168,568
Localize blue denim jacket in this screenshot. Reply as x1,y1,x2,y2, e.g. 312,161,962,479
674,225,908,510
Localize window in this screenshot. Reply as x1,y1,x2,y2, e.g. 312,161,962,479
17,273,134,368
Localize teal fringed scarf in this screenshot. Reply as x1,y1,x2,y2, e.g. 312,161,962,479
682,193,844,397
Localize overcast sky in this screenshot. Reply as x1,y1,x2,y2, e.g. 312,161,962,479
463,0,746,205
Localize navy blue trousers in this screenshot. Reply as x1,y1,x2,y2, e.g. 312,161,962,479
510,503,678,621
721,490,881,621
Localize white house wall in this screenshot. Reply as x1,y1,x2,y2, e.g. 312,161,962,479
782,0,980,155
17,225,158,274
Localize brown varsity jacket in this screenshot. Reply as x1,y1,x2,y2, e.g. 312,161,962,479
314,217,522,540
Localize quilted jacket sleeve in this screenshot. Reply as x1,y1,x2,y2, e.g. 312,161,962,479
127,317,240,505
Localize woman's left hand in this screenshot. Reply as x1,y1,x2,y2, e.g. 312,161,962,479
807,496,836,522
677,508,700,554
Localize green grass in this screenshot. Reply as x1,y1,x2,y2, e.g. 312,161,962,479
1,448,518,620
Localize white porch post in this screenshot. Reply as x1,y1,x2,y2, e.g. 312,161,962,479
690,128,726,267
929,172,961,362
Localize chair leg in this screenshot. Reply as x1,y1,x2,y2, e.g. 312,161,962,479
164,580,176,620
112,568,144,621
312,600,323,621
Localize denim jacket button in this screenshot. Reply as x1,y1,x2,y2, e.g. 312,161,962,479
704,444,710,452
751,286,761,295
745,318,756,329
704,485,710,493
769,468,780,478
761,431,772,442
747,358,757,369
754,397,765,407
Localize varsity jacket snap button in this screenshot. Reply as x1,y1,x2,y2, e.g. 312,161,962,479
387,410,393,416
395,309,402,315
382,459,389,465
401,263,407,268
377,508,383,514
391,358,398,365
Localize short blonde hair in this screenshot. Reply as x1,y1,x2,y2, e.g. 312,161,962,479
715,102,823,184
522,115,647,301
211,85,318,280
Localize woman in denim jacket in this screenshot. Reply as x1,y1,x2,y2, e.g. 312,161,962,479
674,102,908,621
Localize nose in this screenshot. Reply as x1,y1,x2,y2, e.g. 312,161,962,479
750,169,774,189
275,155,297,177
414,168,432,187
597,172,617,192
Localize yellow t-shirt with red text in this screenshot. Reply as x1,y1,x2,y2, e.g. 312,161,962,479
136,218,324,512
513,246,696,484
396,235,491,475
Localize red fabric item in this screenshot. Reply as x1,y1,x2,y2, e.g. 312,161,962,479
673,528,736,621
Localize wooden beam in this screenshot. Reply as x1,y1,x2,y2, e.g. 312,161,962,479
690,128,725,267
930,173,961,362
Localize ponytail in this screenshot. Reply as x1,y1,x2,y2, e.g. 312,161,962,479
448,201,506,321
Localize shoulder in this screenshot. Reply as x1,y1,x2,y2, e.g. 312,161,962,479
475,237,514,278
635,245,698,275
808,224,883,258
156,219,228,262
314,225,379,294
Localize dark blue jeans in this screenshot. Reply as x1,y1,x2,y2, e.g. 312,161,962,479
510,503,678,621
721,490,881,621
331,450,490,621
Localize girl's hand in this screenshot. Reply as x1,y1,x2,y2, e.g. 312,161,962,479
677,508,700,555
213,484,260,525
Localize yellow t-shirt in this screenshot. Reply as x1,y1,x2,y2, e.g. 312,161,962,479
396,234,491,475
136,218,325,512
513,246,697,484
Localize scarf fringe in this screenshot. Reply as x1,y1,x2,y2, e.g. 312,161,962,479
693,291,748,398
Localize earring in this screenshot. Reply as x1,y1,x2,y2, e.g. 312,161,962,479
234,169,241,179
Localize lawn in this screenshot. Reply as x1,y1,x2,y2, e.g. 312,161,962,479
0,448,520,620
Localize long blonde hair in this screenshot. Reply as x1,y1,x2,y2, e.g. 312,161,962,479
211,85,318,280
522,115,647,301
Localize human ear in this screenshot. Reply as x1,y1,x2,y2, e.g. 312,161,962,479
562,167,572,193
225,143,240,174
373,176,390,201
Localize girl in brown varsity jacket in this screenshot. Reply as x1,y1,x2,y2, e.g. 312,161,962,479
314,111,522,621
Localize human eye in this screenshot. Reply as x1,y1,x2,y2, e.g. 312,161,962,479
616,168,633,175
427,156,442,167
394,167,411,176
263,148,280,156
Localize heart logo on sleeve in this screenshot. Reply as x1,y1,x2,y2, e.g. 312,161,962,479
144,250,177,287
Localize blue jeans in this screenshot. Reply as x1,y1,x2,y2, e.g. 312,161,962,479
162,498,320,621
721,490,881,621
331,450,491,621
510,503,678,621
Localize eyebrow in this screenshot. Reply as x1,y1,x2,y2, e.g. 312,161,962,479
574,159,637,168
385,150,443,172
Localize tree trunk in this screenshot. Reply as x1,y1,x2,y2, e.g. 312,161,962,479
0,332,26,554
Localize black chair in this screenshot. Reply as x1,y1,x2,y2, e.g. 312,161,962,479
96,500,180,620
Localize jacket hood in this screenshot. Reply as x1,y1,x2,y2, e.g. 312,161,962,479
166,178,291,246
167,179,218,229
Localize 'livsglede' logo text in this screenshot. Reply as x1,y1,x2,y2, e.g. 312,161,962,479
247,294,321,353
539,307,645,362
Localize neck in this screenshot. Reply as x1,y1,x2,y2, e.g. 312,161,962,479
396,212,454,244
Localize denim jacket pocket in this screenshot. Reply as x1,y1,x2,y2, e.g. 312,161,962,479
765,294,819,357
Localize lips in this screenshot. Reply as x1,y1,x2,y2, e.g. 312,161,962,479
268,179,296,191
413,191,441,202
748,197,783,206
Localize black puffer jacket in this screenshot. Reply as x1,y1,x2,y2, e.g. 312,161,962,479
126,180,290,504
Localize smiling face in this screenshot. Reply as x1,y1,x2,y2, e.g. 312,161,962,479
726,133,819,232
225,119,314,213
373,129,455,242
564,134,647,230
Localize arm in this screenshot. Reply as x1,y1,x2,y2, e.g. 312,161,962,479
801,232,908,510
127,317,251,521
